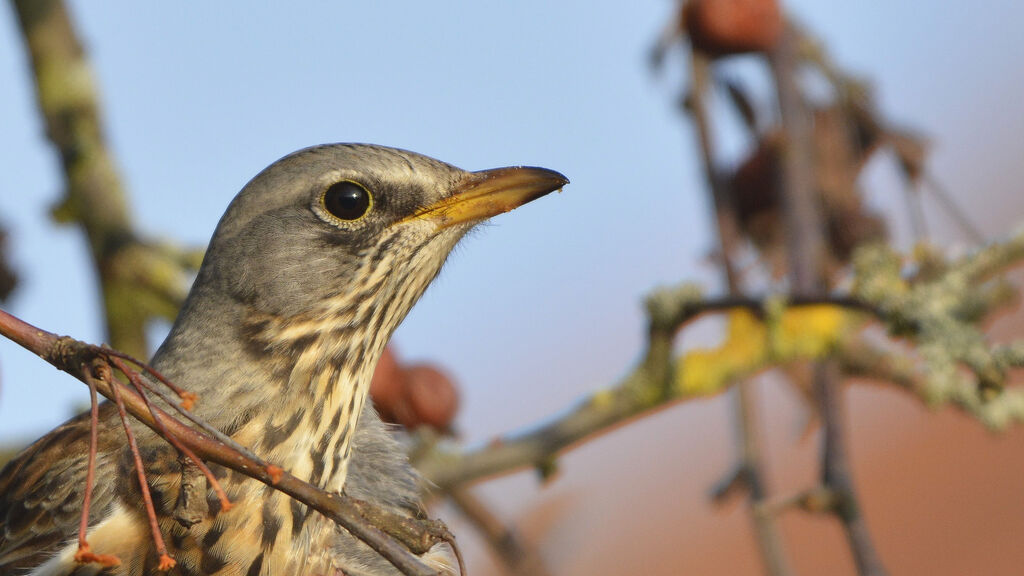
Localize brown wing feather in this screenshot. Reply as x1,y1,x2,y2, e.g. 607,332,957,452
0,404,123,572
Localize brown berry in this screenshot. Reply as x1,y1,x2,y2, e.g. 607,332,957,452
684,0,783,56
404,364,460,431
370,346,407,423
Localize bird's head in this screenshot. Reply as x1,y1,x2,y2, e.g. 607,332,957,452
202,144,565,328
186,144,566,379
158,144,566,486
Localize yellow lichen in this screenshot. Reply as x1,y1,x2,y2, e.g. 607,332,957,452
676,306,852,396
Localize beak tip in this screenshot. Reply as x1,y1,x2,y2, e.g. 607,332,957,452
537,168,569,193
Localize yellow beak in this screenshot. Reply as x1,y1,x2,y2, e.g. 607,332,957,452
404,166,569,229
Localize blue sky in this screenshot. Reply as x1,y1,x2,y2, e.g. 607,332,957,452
1,0,1023,447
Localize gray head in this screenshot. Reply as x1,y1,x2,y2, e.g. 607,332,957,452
198,144,565,328
154,144,566,483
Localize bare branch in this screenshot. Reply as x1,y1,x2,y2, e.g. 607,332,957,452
838,337,1024,430
415,241,1024,490
11,0,196,356
417,288,872,490
686,45,793,576
449,488,552,576
771,21,887,575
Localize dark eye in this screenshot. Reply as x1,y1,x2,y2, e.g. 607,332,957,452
322,180,372,221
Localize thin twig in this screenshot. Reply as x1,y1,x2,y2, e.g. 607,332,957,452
813,361,886,576
105,349,196,408
687,52,744,289
903,183,930,244
104,355,264,465
755,486,839,519
109,356,232,512
770,22,888,576
10,0,190,357
770,32,825,292
76,365,101,554
72,367,121,568
686,47,793,576
104,368,177,571
450,488,552,576
923,174,985,244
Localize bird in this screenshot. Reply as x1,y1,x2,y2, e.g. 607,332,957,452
0,144,568,576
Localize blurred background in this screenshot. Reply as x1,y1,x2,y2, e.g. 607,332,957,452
2,1,1024,574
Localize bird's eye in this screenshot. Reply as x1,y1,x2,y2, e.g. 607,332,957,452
322,180,372,221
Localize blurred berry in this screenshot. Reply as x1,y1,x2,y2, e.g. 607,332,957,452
370,346,460,432
370,346,408,423
683,0,782,56
405,364,460,431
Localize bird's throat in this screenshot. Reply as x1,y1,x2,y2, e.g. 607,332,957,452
234,306,392,492
167,242,447,491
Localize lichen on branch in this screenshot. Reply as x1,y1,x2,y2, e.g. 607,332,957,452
417,231,1024,490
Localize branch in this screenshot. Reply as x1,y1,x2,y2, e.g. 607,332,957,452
837,337,1024,430
853,230,1024,417
0,308,448,576
412,227,1024,574
794,23,983,245
449,488,551,576
416,287,875,490
11,0,199,356
686,46,793,576
754,485,840,519
416,225,1024,489
770,21,887,575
